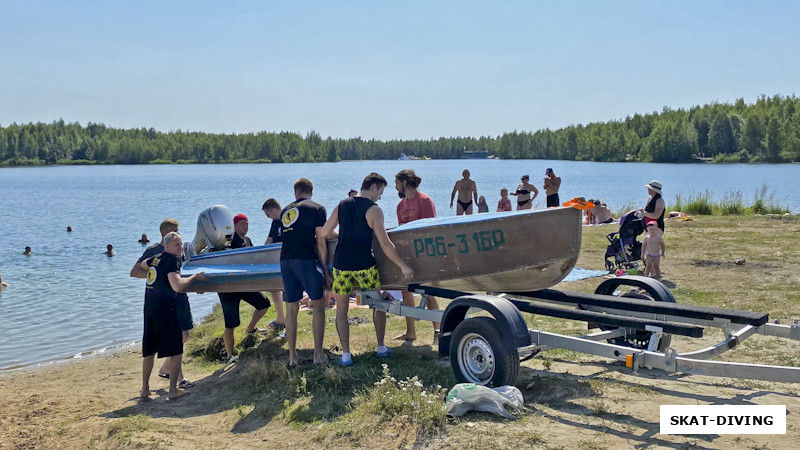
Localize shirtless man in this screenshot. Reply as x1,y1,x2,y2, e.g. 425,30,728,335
395,169,441,344
543,168,561,208
319,172,414,366
592,201,614,224
0,274,8,289
450,169,478,215
510,175,538,210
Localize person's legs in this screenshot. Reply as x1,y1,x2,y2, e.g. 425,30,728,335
311,298,327,364
426,295,441,345
141,355,155,398
395,291,417,340
644,255,654,278
223,327,235,359
285,301,300,365
168,353,183,399
245,307,268,333
334,293,351,354
653,256,662,280
374,310,387,347
269,291,286,325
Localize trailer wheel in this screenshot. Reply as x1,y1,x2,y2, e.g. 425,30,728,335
450,317,519,387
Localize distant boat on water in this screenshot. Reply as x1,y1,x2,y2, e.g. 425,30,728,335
462,150,500,159
398,153,409,160
398,153,430,160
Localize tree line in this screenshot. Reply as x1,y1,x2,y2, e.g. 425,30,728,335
2,94,799,166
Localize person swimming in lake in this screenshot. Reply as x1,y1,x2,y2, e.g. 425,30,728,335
510,174,538,210
104,244,115,256
139,233,150,244
22,246,32,256
67,226,72,232
0,273,8,289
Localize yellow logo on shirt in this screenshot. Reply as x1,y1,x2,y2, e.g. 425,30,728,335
146,267,157,285
282,207,299,227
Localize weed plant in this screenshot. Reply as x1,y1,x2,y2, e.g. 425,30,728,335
683,190,713,215
667,185,789,216
352,364,448,434
718,190,745,215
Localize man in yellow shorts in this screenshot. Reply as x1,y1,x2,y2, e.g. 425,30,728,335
319,172,413,366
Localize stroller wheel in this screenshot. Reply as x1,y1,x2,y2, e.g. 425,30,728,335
604,259,614,271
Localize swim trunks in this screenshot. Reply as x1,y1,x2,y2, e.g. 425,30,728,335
219,292,271,328
332,265,381,295
142,305,182,358
280,259,325,303
457,200,473,212
175,294,193,331
646,252,661,258
546,193,560,208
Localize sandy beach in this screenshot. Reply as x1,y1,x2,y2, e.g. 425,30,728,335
3,215,800,449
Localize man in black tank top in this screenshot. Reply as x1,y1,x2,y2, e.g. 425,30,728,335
319,172,414,367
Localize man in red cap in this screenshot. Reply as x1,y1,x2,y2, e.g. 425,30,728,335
218,213,271,364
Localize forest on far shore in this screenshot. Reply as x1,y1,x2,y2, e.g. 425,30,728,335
2,94,799,166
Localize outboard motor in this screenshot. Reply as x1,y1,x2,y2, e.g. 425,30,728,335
184,205,234,258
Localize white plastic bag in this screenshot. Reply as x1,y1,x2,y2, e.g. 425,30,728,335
445,383,524,419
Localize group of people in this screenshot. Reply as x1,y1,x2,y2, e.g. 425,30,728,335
130,169,449,401
450,168,562,214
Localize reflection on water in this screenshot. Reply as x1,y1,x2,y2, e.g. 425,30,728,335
1,160,798,370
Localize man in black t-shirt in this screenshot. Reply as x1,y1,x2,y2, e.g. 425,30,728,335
139,232,205,401
130,218,193,387
280,178,328,367
218,214,271,364
262,198,287,332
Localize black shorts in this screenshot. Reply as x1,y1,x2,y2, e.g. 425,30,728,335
175,295,194,331
546,193,560,208
280,259,324,303
219,292,271,329
142,307,183,358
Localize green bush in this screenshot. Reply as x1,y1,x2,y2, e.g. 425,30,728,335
353,364,448,434
718,190,745,215
684,190,713,215
750,184,789,215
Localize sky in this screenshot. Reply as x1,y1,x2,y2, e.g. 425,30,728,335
1,1,798,140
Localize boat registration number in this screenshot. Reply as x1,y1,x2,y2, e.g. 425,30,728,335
413,230,505,258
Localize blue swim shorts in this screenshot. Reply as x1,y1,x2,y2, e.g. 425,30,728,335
280,259,324,303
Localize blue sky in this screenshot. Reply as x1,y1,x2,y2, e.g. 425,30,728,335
1,1,798,140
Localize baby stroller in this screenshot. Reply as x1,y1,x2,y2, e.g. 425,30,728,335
604,210,644,271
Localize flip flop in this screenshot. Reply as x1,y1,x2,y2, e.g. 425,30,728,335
168,389,191,402
157,372,169,379
337,356,354,367
376,348,392,358
178,379,195,389
393,334,416,341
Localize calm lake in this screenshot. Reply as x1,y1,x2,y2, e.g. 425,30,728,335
1,159,799,371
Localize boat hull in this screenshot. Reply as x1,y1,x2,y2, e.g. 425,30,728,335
182,207,582,294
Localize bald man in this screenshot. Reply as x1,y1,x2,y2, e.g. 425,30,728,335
450,169,478,215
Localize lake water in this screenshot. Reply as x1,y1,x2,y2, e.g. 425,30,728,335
1,159,799,371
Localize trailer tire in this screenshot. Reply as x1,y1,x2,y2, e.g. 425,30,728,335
450,317,519,387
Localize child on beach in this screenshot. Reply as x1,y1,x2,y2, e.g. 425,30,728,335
497,188,512,212
477,195,489,213
642,221,665,280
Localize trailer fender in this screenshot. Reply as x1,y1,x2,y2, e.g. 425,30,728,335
594,275,675,303
438,294,531,357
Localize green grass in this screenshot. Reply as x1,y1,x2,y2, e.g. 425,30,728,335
667,184,789,216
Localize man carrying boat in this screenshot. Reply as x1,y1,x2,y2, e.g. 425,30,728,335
261,198,287,334
130,218,194,387
450,169,478,215
218,214,271,365
279,178,329,366
139,232,205,401
394,169,441,344
320,173,414,366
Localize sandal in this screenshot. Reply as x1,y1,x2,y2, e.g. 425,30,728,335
157,372,169,379
178,379,195,389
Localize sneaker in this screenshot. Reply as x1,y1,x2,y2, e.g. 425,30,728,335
337,356,354,367
226,355,239,365
376,348,392,358
278,330,286,339
247,327,268,334
268,320,286,331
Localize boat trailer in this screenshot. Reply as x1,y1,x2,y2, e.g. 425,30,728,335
356,276,800,387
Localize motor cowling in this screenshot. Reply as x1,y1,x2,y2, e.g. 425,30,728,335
186,205,234,257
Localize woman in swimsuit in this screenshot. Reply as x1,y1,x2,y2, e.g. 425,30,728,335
510,174,538,210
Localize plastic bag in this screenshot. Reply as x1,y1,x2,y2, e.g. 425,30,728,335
445,383,524,419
